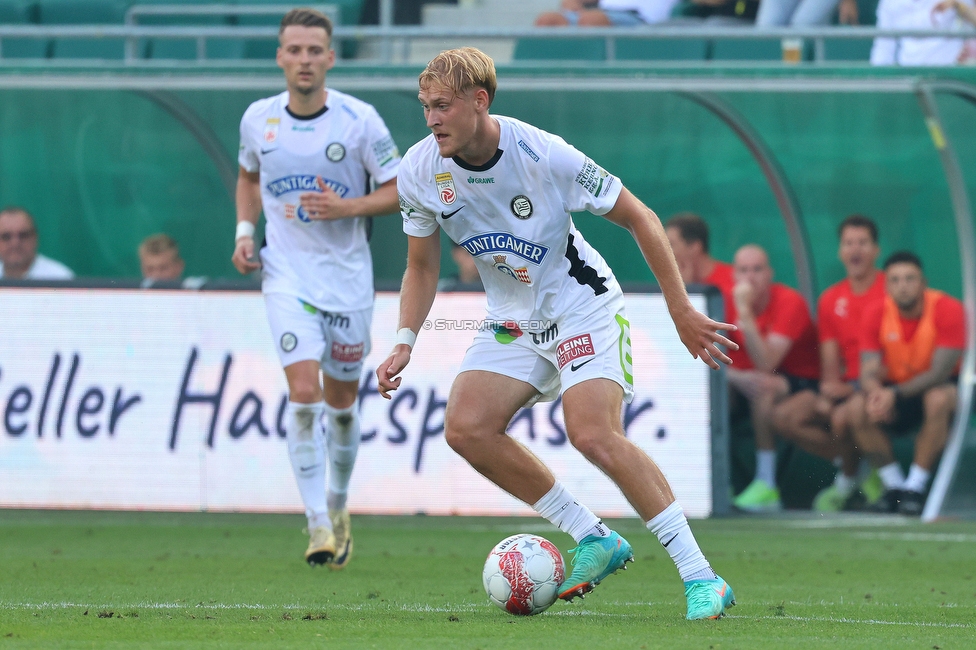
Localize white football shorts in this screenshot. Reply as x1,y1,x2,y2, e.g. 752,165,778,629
264,292,372,382
459,295,634,406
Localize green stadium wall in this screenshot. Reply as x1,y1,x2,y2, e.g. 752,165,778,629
1,70,975,300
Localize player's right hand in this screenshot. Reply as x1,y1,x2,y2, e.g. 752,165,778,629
376,345,412,399
231,236,261,275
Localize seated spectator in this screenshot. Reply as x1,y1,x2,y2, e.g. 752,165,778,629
934,0,976,23
535,0,681,26
664,212,734,297
139,234,205,289
673,0,760,23
871,0,976,66
771,215,886,512
0,206,74,280
756,0,859,27
726,244,820,512
849,251,965,516
438,243,484,291
139,234,185,283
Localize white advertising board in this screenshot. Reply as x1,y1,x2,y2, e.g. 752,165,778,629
0,289,717,517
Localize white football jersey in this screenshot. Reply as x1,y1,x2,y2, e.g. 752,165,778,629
239,89,400,312
398,116,623,323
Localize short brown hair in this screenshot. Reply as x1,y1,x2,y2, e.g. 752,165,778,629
279,8,333,38
665,212,710,253
139,233,179,257
419,47,497,106
838,214,878,243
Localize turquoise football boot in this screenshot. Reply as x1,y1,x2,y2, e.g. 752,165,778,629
558,531,634,601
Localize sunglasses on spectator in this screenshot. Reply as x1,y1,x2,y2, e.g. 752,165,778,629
0,230,36,242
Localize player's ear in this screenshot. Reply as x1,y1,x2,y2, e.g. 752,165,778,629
473,87,490,112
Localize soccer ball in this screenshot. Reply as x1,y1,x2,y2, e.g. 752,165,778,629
482,534,565,616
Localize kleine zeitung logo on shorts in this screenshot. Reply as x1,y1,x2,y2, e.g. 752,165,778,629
331,342,364,362
556,334,595,370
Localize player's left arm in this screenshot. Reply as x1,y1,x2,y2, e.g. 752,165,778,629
891,347,962,398
300,177,398,221
602,187,738,369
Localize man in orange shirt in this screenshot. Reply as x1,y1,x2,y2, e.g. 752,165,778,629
771,215,886,511
727,244,820,512
850,251,965,516
665,213,735,299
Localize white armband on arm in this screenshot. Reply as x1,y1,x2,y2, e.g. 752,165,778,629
236,221,255,240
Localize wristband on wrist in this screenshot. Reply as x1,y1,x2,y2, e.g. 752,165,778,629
395,327,417,349
236,221,255,240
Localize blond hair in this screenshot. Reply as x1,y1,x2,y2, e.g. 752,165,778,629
419,47,497,106
139,233,179,257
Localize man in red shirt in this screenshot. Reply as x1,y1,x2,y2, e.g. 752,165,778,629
850,251,965,516
727,244,820,512
665,213,735,299
771,215,886,511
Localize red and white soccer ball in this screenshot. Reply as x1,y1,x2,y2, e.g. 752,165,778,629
482,534,566,616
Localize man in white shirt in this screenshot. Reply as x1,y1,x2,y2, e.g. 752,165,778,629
232,8,400,570
536,0,679,26
378,47,738,620
0,207,74,280
871,0,975,65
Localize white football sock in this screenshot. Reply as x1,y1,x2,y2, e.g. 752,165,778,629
833,472,856,497
532,481,609,543
755,450,777,488
878,462,906,490
286,401,329,530
324,401,361,513
903,464,931,494
646,502,715,583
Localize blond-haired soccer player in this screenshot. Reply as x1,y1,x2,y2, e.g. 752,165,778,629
233,8,400,569
378,48,738,620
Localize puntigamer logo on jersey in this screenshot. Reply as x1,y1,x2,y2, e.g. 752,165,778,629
266,175,350,199
459,233,549,265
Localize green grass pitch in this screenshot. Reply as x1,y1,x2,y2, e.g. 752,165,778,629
1,510,974,649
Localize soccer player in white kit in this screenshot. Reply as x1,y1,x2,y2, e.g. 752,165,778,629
377,48,738,620
233,8,400,569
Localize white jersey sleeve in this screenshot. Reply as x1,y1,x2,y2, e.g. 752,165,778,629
547,136,622,216
361,106,401,185
238,105,261,173
398,149,439,238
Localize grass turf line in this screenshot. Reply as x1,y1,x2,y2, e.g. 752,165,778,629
0,510,974,648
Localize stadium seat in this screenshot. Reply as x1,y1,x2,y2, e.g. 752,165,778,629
823,38,873,61
710,38,782,61
512,37,606,62
0,0,49,58
615,37,708,61
41,0,127,60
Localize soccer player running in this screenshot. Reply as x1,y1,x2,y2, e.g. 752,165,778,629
232,8,400,568
378,48,738,620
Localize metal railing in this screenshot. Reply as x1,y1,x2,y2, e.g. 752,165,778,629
122,3,339,61
0,24,974,65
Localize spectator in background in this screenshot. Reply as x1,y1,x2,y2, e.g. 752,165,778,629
0,206,74,280
726,244,820,512
849,252,965,516
757,0,859,27
871,0,976,65
438,242,484,291
934,0,976,23
535,0,681,26
771,215,886,512
139,234,185,283
664,212,734,299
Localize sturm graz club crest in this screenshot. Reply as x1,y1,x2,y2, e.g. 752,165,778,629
326,142,346,162
280,332,298,352
510,195,533,219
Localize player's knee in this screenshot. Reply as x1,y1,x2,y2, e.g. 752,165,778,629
290,384,322,404
566,427,612,466
923,387,954,416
